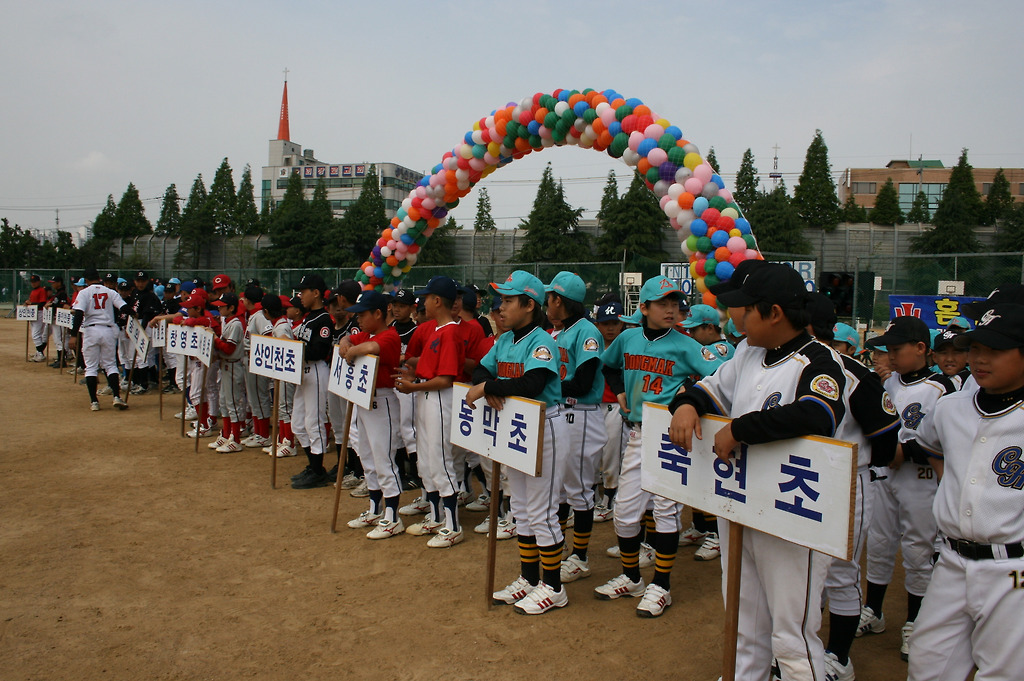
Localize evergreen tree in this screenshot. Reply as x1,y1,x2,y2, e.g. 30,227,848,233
0,218,41,267
911,149,982,254
733,149,759,214
906,190,931,223
336,165,387,268
264,171,311,267
705,147,720,174
744,182,811,254
90,195,119,242
417,217,460,266
515,164,587,262
793,129,840,231
596,171,619,224
995,203,1024,252
840,194,868,223
114,183,152,237
473,187,497,232
155,184,182,236
306,178,335,264
870,178,903,226
207,158,237,235
596,171,667,261
234,165,261,236
983,168,1015,226
176,174,214,268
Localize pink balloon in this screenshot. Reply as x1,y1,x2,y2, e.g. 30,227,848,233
659,194,672,209
745,249,759,260
644,123,665,139
429,173,443,187
718,189,733,203
628,131,646,152
694,163,713,184
727,236,746,253
600,107,617,126
684,177,704,195
647,147,668,166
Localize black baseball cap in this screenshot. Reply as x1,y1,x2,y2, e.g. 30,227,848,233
963,283,1024,320
709,259,768,297
806,292,837,341
933,328,963,350
48,275,63,284
717,263,808,309
346,290,390,313
243,284,263,303
865,316,931,348
134,270,149,280
595,300,625,322
393,289,416,305
103,272,116,282
416,275,458,301
334,279,362,306
29,274,41,282
953,304,1024,350
295,274,327,294
288,295,305,310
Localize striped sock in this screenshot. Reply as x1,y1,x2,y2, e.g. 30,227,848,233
572,508,594,561
558,503,571,535
519,535,540,586
539,541,564,591
650,531,679,590
619,533,643,583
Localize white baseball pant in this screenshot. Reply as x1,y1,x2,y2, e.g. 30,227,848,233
866,462,938,596
291,361,329,455
82,325,119,377
395,388,417,454
824,468,873,616
507,407,565,547
600,403,626,490
613,424,683,537
415,387,458,497
218,360,248,422
356,390,401,498
561,404,605,511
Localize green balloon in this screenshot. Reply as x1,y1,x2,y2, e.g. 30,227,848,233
540,94,556,110
608,132,629,158
696,236,712,253
658,134,677,151
686,235,698,251
704,259,718,276
645,167,660,184
583,109,597,123
615,104,633,122
667,146,687,164
448,198,460,209
704,272,720,289
544,111,559,129
743,234,757,248
561,108,577,124
528,134,542,148
552,129,566,144
709,196,726,210
472,144,487,159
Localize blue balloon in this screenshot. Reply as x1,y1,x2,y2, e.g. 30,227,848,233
625,97,644,108
557,90,571,102
664,125,683,140
418,176,430,187
711,230,729,248
373,267,383,278
637,139,658,157
464,131,475,145
608,121,622,136
573,101,589,116
689,218,708,237
715,261,735,280
711,173,726,189
400,234,414,245
735,218,752,234
693,196,709,216
527,120,541,135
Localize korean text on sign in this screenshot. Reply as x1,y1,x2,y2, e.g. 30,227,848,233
248,334,304,385
150,320,167,348
165,325,196,357
640,403,856,560
125,316,151,357
16,305,37,322
326,351,379,410
449,383,546,477
55,308,75,329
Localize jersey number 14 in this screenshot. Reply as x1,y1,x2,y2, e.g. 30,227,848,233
641,374,663,395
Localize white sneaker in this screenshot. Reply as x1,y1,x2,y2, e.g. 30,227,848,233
275,442,296,457
31,351,45,362
514,581,567,615
119,379,128,390
465,494,490,512
90,401,100,412
216,437,243,453
399,496,431,516
406,517,443,536
367,518,405,540
855,605,885,637
560,554,592,583
694,532,721,561
187,423,213,438
473,517,491,534
426,527,464,548
208,435,230,450
178,406,197,421
593,503,613,523
606,544,621,558
492,518,517,540
824,651,855,681
636,583,672,618
639,542,655,568
457,489,473,506
901,621,913,661
493,576,535,605
678,523,707,546
97,386,112,395
347,509,382,529
242,434,269,448
340,472,361,490
594,574,645,600
349,479,369,498
112,396,128,410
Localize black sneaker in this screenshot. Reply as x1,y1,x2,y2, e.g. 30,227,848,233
402,477,422,491
291,465,314,483
326,464,339,480
292,468,330,490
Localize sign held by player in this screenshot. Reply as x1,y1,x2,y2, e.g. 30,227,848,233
16,305,37,321
450,382,546,477
125,315,151,358
641,403,856,560
249,334,304,385
150,320,167,348
327,350,379,410
55,308,74,329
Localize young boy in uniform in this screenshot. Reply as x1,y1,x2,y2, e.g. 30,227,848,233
932,328,970,388
467,270,566,614
598,276,723,617
594,300,626,523
209,293,247,453
389,289,420,489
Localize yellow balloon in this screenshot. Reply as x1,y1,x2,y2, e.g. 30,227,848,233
655,118,671,128
695,276,708,294
689,261,700,278
472,121,481,131
487,141,501,157
730,229,741,238
684,152,703,170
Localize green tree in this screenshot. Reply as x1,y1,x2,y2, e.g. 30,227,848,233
596,171,619,224
90,195,119,242
906,190,931,223
995,203,1024,251
473,187,496,232
840,194,868,223
744,183,811,254
983,168,1015,226
264,171,311,267
870,178,903,226
114,183,152,237
234,165,261,235
335,165,387,268
176,174,214,268
733,149,759,214
207,158,237,235
0,218,41,267
307,178,336,264
793,129,840,231
705,147,720,174
514,164,588,262
416,217,460,266
911,149,982,254
155,184,182,236
596,171,667,261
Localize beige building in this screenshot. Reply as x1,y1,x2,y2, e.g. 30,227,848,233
839,159,1024,219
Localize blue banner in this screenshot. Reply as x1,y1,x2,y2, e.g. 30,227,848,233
886,295,984,329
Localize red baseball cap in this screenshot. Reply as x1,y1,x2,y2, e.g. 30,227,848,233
212,274,231,290
183,293,205,308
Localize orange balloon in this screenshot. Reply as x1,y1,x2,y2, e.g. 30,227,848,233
534,107,549,125
591,118,606,135
382,228,393,242
515,137,531,152
390,217,400,228
407,207,421,222
637,158,651,176
427,217,440,229
610,98,625,108
386,255,398,267
568,93,585,108
633,104,651,117
715,246,731,262
678,192,695,209
703,291,717,306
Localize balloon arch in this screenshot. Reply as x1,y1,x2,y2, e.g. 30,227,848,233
355,88,762,305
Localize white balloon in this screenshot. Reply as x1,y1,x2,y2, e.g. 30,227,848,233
667,182,684,200
664,201,681,219
653,180,670,197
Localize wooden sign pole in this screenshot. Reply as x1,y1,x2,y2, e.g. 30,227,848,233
721,522,745,681
194,364,208,452
485,460,501,610
329,401,356,532
270,379,281,489
157,351,164,420
25,320,30,362
124,346,138,406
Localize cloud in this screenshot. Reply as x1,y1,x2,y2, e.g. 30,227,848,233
67,151,120,174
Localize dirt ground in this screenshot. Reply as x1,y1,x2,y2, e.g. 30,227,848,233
0,318,912,681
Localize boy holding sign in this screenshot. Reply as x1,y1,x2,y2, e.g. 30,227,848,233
335,291,404,539
669,263,850,681
466,270,566,615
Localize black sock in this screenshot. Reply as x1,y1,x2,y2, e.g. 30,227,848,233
347,447,363,478
369,489,384,515
572,508,594,562
395,447,409,482
865,582,888,618
519,535,540,586
335,443,343,467
539,541,563,591
907,593,923,622
309,452,324,474
558,502,571,535
441,493,459,532
472,464,486,485
650,530,679,590
86,376,98,402
826,612,859,665
618,532,643,583
425,490,441,522
106,373,121,398
605,487,617,507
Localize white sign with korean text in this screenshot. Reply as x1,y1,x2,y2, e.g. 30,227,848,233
249,334,304,385
55,308,74,329
165,324,193,356
450,382,546,477
41,306,54,325
194,327,215,367
125,316,151,358
327,351,379,410
150,320,167,348
641,403,856,560
16,305,37,321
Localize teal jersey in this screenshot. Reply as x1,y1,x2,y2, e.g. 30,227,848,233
480,324,561,408
557,317,605,405
602,326,723,421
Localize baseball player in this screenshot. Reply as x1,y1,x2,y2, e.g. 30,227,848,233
46,276,71,368
908,303,1024,681
541,272,606,584
389,288,420,489
290,275,335,489
71,268,132,411
863,316,957,661
128,271,164,394
468,270,566,615
241,284,274,448
593,300,626,523
325,280,363,485
269,295,300,459
669,263,852,681
336,290,404,539
209,293,247,453
26,274,49,361
931,327,970,388
598,276,723,618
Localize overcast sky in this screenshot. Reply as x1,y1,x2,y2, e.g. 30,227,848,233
3,0,1021,243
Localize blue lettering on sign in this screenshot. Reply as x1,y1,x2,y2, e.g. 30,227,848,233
332,354,344,382
357,364,370,394
508,413,529,455
657,433,691,485
775,454,823,522
458,400,474,437
713,445,748,502
482,406,500,446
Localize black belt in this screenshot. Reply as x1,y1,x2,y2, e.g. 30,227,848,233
945,537,1024,560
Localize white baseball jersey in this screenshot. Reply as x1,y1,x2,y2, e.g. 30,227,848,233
73,284,126,327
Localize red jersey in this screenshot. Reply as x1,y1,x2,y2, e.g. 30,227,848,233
456,319,486,382
348,327,401,389
28,287,48,306
405,320,435,360
414,321,464,381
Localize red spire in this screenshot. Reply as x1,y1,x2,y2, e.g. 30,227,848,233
277,80,290,141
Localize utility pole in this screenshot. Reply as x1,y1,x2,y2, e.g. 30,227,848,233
769,144,782,189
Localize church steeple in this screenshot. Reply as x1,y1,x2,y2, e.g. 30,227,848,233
276,73,290,142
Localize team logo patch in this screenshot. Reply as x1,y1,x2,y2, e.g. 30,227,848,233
882,393,896,415
992,446,1024,490
583,337,600,352
979,309,1001,327
713,342,730,357
901,403,924,430
701,346,716,361
762,391,783,410
533,346,552,361
810,374,839,400
319,327,330,338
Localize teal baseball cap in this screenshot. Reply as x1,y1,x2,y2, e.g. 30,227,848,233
492,270,545,305
947,316,972,331
833,322,861,352
639,276,681,303
619,309,644,325
682,304,720,329
545,271,586,303
723,318,742,338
